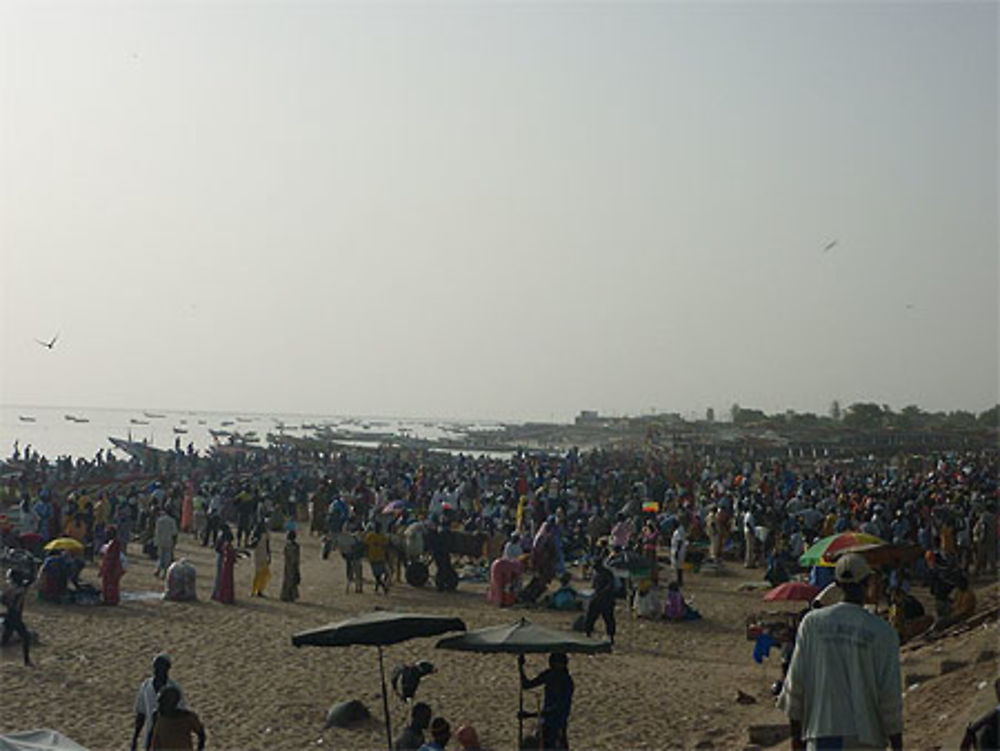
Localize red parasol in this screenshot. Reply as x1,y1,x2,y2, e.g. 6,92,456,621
763,581,820,602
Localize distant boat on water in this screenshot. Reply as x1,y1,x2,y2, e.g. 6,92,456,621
209,429,231,438
173,427,188,434
64,414,89,423
130,418,149,425
18,416,36,422
236,417,253,423
220,420,234,427
143,411,166,419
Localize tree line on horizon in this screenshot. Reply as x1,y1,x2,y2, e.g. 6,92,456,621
720,401,1000,431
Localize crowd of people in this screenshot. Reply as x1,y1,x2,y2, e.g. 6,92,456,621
1,437,997,748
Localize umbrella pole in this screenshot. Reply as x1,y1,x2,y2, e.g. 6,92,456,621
378,645,392,750
517,657,523,751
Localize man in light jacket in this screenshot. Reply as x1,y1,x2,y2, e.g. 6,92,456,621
779,553,903,750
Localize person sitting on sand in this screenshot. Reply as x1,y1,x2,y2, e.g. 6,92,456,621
633,578,664,620
149,685,205,751
38,550,70,603
418,717,451,751
663,581,701,621
394,702,431,751
888,587,933,642
932,574,976,633
546,573,582,611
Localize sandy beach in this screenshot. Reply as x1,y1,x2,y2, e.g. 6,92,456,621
2,530,995,750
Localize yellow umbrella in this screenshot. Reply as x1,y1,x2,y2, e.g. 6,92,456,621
43,537,85,555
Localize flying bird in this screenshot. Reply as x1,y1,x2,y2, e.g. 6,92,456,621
822,240,838,253
35,333,59,350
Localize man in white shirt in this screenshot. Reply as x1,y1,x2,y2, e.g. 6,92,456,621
743,508,757,568
131,653,186,751
779,553,903,751
670,521,688,587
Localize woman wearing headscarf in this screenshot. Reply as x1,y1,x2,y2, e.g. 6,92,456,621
250,521,271,597
211,526,236,604
99,526,125,605
280,529,301,602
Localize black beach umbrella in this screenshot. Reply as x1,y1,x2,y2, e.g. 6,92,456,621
436,618,611,747
292,610,466,750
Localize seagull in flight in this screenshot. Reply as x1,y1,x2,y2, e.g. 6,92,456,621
822,240,838,253
35,332,59,350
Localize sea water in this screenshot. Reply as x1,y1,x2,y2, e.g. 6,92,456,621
0,404,501,461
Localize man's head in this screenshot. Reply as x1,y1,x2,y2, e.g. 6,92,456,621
429,717,451,745
152,653,171,678
157,685,181,715
549,652,569,670
411,702,432,730
835,553,872,602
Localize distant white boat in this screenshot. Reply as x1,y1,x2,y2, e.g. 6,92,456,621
130,418,149,425
64,414,89,423
173,427,188,434
18,416,36,422
144,411,166,419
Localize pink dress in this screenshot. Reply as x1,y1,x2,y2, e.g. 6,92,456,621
488,558,522,607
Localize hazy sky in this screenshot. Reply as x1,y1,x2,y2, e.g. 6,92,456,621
1,1,996,422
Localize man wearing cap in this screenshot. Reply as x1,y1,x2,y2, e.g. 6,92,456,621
779,553,903,751
131,653,186,751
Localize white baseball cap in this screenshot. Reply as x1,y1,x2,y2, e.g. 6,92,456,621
835,553,873,585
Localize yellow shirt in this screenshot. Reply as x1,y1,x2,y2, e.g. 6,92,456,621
364,532,388,563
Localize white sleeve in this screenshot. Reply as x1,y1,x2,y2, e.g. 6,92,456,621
778,620,808,722
876,627,904,736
